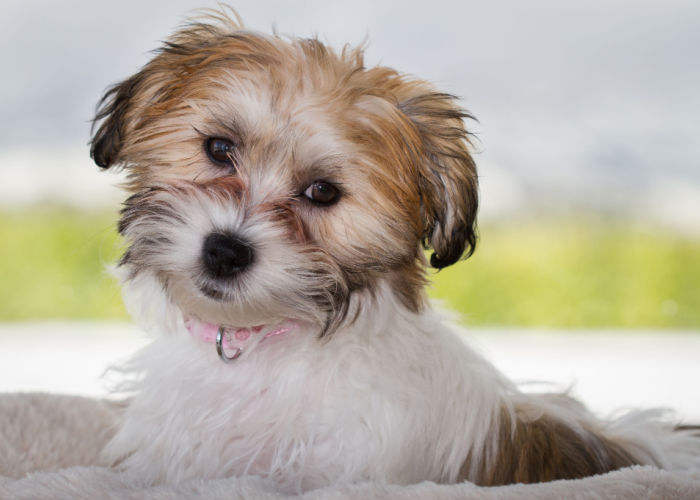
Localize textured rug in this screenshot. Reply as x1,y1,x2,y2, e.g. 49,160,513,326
2,393,699,500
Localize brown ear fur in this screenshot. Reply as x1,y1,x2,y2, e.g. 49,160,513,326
90,74,145,168
90,16,245,169
398,92,478,269
89,44,191,170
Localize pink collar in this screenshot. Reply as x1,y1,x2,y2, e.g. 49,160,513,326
185,316,296,363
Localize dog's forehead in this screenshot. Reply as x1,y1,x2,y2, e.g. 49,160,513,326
199,71,358,163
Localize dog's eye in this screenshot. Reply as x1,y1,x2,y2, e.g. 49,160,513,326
205,137,236,167
303,181,339,205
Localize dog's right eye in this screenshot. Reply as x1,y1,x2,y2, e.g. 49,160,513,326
205,137,236,167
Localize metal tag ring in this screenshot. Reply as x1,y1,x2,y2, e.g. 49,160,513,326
216,326,242,363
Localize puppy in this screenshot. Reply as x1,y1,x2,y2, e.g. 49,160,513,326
91,9,699,492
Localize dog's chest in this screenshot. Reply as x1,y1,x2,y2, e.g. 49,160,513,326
109,335,385,487
108,319,494,490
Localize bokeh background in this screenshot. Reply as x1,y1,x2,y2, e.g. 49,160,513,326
1,0,699,328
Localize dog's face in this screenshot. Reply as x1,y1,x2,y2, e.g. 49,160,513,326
91,15,478,333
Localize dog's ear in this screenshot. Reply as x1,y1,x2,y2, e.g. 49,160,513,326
90,74,145,169
90,61,175,169
399,91,479,269
90,17,247,170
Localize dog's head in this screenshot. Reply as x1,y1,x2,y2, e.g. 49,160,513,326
91,12,478,334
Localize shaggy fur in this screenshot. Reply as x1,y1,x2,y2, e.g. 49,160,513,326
88,8,700,493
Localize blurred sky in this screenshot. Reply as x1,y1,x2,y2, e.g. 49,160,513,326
1,0,699,231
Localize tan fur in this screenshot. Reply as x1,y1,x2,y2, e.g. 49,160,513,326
461,403,640,486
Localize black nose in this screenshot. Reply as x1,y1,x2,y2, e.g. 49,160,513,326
202,232,254,278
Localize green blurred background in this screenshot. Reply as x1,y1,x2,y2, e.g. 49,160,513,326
1,206,697,328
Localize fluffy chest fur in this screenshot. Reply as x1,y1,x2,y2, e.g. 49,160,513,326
105,284,506,492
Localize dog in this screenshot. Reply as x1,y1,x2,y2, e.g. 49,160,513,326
90,9,700,493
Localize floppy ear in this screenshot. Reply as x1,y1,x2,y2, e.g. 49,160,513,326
89,38,201,169
90,16,247,170
399,92,479,269
90,53,183,170
90,74,146,169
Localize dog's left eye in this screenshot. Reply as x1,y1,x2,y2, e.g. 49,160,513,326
205,137,236,167
303,181,339,205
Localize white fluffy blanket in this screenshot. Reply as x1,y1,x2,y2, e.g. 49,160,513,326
2,393,699,500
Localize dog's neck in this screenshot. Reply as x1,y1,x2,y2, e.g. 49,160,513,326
184,316,298,361
118,269,431,351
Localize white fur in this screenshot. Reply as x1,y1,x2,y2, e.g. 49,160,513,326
107,281,508,492
106,272,700,493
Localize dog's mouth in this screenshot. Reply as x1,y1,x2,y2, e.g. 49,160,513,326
195,274,245,302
